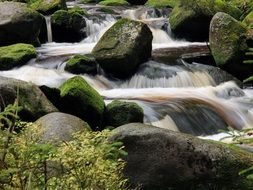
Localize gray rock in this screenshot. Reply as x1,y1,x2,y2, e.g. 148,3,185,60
0,2,43,46
0,76,57,121
111,123,253,189
36,112,90,144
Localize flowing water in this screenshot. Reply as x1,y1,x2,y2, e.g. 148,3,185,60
45,16,53,43
1,4,253,139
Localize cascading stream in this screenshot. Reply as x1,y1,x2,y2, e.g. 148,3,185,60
0,5,252,139
45,16,53,43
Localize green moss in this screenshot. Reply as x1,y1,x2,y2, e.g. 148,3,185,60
30,0,67,15
98,0,129,6
145,0,178,8
65,54,97,74
243,76,253,83
60,76,105,129
69,6,88,16
243,11,253,27
97,7,117,14
105,100,144,127
0,43,36,70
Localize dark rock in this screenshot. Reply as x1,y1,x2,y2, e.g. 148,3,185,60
126,0,147,5
105,100,144,127
0,76,58,121
59,76,105,130
0,2,43,46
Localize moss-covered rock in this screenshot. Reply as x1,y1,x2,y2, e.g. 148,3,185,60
0,76,58,121
126,0,147,5
30,0,67,15
0,43,36,70
92,18,152,79
105,100,144,127
146,0,178,8
0,2,43,46
243,11,253,28
209,12,253,80
51,10,86,42
110,123,253,189
36,112,91,144
59,76,105,130
98,0,129,6
169,0,242,41
65,54,97,74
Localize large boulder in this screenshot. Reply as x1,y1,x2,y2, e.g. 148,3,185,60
59,76,105,130
92,18,153,79
0,43,36,70
0,2,43,46
209,12,253,80
0,76,58,121
51,10,86,42
105,100,144,127
30,0,67,15
65,54,97,75
169,0,242,41
111,123,253,189
35,112,90,144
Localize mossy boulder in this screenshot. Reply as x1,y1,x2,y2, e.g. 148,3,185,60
146,0,178,8
110,123,253,189
92,18,152,79
105,100,144,127
209,12,253,80
243,11,253,28
169,0,242,41
59,76,105,130
0,76,58,121
65,54,97,74
0,2,43,46
51,10,86,42
36,112,90,144
126,0,147,5
30,0,67,15
0,43,36,70
98,0,129,6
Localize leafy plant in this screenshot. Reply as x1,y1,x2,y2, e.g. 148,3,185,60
0,102,128,190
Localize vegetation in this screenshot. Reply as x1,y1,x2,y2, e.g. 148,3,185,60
98,0,129,6
0,102,128,189
145,0,178,8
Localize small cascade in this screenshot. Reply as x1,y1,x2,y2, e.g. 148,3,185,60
101,81,253,135
83,14,116,43
45,16,53,43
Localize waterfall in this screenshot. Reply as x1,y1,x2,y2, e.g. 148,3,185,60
45,16,53,43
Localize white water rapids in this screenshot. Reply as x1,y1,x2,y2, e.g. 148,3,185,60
0,6,252,140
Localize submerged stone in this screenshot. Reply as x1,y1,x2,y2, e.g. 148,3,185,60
92,18,152,79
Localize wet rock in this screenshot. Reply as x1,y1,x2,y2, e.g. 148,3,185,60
209,12,253,80
51,10,86,42
105,100,144,127
0,76,58,121
111,123,253,189
169,0,242,41
65,54,97,75
59,76,105,130
0,2,43,46
0,43,36,70
35,112,90,144
92,18,152,79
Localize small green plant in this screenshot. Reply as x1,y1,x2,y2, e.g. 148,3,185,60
0,102,128,189
219,127,252,143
